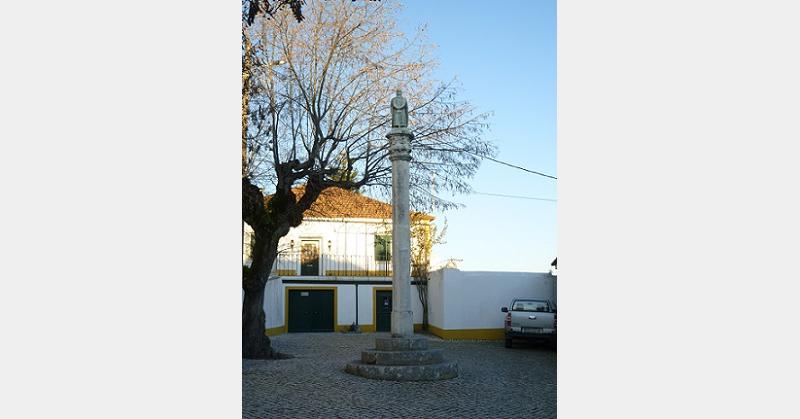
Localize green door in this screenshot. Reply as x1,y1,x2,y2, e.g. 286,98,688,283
375,290,392,332
288,289,334,333
310,290,334,332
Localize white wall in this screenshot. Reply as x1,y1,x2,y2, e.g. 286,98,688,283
273,218,430,275
264,278,283,329
410,285,424,324
432,268,556,330
428,269,445,329
357,284,374,326
254,280,399,330
249,267,556,333
279,218,392,272
337,284,356,326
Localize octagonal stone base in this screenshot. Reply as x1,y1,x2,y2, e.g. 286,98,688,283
345,361,458,381
345,336,458,381
361,348,444,365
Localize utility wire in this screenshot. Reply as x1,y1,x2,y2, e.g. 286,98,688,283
415,154,557,180
413,140,556,179
473,191,557,202
478,154,557,180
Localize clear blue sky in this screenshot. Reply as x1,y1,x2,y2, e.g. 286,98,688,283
398,0,557,272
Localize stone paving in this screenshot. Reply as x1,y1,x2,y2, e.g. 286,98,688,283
243,332,556,418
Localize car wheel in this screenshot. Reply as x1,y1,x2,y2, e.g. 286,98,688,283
504,338,513,348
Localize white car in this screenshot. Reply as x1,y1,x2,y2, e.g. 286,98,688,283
501,298,557,348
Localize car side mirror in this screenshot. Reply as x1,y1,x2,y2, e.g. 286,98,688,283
501,307,508,313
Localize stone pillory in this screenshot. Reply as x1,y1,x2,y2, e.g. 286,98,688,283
345,90,458,381
387,90,413,338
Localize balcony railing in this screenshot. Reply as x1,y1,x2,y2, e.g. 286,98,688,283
271,251,393,277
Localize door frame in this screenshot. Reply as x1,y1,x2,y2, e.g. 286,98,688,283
372,286,392,332
299,238,322,276
284,286,338,333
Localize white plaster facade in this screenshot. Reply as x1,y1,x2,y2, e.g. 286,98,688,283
242,189,555,339
243,217,432,276
251,266,555,338
427,268,556,332
244,213,431,333
261,280,425,332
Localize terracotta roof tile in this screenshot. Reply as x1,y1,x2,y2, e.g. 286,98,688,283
266,186,434,221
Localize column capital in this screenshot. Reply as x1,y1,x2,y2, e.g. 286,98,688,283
387,131,412,162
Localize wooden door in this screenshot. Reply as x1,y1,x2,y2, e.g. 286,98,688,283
288,289,334,333
375,290,392,332
300,240,320,276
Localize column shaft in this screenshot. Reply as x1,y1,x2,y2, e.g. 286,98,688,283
389,132,413,337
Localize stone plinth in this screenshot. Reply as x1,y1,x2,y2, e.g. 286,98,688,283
345,336,458,381
375,336,429,351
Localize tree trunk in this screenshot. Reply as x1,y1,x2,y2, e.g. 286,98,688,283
242,279,273,359
242,32,266,358
241,178,324,358
416,279,429,331
241,230,279,359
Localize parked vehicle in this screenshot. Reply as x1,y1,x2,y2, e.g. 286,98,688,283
501,298,556,348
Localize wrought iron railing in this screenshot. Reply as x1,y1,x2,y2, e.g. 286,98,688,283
271,251,394,277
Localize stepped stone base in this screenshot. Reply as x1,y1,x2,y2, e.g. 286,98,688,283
361,348,443,365
345,335,458,381
345,360,458,381
375,336,429,351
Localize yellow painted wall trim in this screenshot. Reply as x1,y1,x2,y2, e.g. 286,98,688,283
264,326,284,337
271,323,426,335
330,323,423,333
325,270,391,277
275,269,297,276
428,324,505,341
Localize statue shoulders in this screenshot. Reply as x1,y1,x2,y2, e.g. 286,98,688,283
391,95,407,109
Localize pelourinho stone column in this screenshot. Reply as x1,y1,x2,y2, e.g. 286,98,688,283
387,90,414,338
344,90,458,381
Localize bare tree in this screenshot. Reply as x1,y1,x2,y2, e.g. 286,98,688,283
244,0,306,26
242,0,495,359
244,0,314,179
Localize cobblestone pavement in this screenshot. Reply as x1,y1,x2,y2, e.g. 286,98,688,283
243,332,556,418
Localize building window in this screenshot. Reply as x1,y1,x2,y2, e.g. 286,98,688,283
512,300,552,312
374,235,392,261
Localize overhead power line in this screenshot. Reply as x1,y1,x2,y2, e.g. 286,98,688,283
415,154,557,180
413,142,556,179
479,155,557,180
473,191,557,202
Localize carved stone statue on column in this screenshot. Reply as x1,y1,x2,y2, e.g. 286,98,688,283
390,89,409,130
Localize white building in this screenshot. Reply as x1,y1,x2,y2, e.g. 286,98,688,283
244,187,434,335
243,187,557,340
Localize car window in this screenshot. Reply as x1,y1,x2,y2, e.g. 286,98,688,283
512,300,550,312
